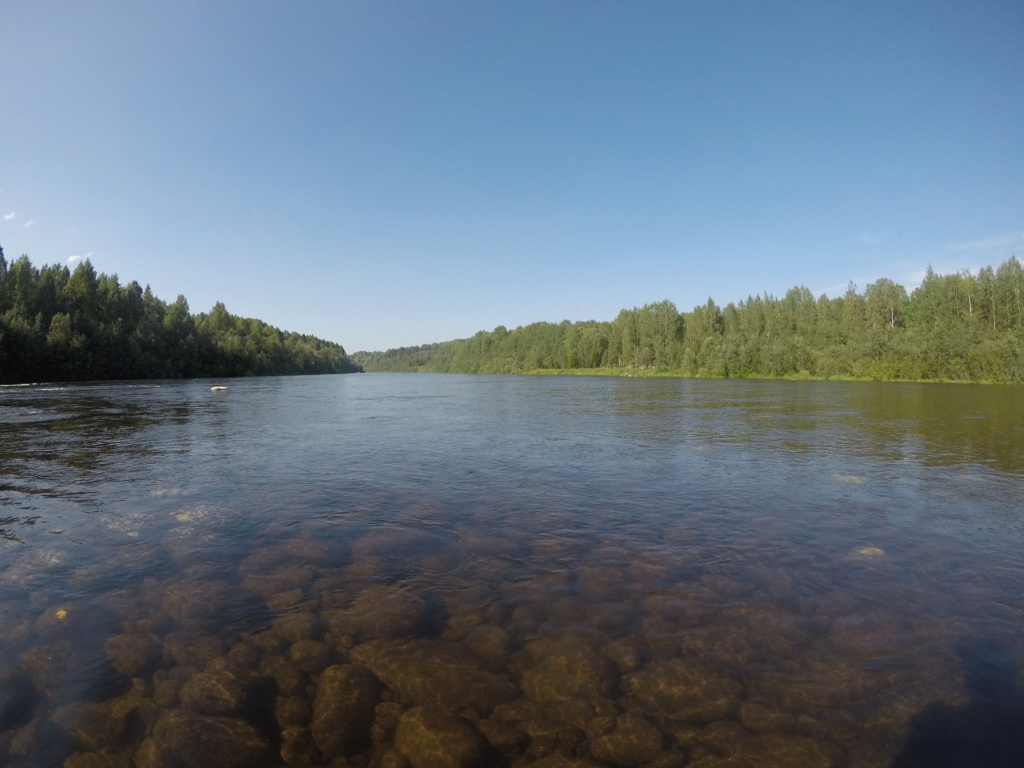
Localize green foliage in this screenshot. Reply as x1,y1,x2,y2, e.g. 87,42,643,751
353,258,1024,384
0,250,361,383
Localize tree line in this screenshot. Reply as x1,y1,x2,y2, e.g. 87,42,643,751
352,258,1024,383
0,248,361,384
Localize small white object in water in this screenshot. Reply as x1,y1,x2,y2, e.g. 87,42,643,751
857,546,886,557
210,386,228,391
835,474,866,485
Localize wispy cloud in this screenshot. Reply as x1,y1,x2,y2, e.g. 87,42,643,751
23,218,34,228
67,252,93,266
2,212,13,221
950,230,1024,252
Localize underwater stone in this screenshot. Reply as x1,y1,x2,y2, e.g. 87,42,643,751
627,659,744,724
476,717,529,754
371,701,408,743
266,588,305,612
178,665,250,716
465,624,512,670
272,612,323,644
589,712,665,767
378,747,411,768
153,666,195,708
51,701,125,753
63,753,133,768
259,655,308,697
289,639,334,674
279,726,320,767
394,706,490,768
351,638,520,717
163,631,224,668
104,633,162,679
311,664,382,758
275,694,313,730
524,755,604,768
520,648,617,703
343,583,432,639
151,709,274,768
689,723,843,768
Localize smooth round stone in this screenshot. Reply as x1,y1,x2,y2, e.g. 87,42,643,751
394,706,490,768
589,713,665,767
311,664,382,758
627,659,744,724
150,709,274,768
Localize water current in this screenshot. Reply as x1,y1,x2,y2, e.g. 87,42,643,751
1,374,1022,767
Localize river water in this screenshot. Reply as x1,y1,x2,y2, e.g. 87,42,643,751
1,374,1022,768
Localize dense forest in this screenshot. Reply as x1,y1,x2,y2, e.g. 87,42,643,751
0,248,361,384
353,258,1024,383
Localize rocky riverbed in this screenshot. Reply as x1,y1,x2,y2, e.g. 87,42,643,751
0,509,994,768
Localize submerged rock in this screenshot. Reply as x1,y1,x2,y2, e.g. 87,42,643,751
337,583,433,639
163,631,224,668
351,638,519,717
104,633,162,678
151,709,274,768
589,712,666,767
520,648,617,704
51,701,125,753
688,721,843,768
394,706,490,768
288,639,334,674
63,753,133,768
465,624,513,670
179,664,251,716
627,659,744,724
311,664,382,758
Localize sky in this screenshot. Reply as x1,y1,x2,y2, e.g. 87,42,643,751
2,1,1022,352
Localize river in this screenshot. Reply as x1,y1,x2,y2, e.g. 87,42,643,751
1,374,1022,767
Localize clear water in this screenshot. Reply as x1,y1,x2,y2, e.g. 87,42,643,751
1,374,1022,767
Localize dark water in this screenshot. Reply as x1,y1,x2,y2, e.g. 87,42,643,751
1,374,1022,768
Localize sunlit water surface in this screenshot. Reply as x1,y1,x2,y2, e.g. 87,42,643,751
1,374,1022,768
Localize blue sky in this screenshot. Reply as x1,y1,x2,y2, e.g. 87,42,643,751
2,1,1022,352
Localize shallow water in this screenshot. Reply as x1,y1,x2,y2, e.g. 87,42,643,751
1,374,1022,767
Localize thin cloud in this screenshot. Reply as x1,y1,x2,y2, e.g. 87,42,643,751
2,212,13,221
23,218,34,228
67,255,81,265
950,230,1024,251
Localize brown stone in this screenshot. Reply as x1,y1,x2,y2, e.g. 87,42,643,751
311,664,382,758
163,632,223,668
465,624,512,670
280,726,320,767
627,659,744,724
272,612,323,644
394,706,489,768
63,752,133,768
151,709,274,768
275,694,312,729
589,712,665,767
521,648,617,703
179,665,250,716
351,638,519,717
104,633,162,678
289,639,333,674
51,701,124,753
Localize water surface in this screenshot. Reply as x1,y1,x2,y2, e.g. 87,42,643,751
1,374,1022,767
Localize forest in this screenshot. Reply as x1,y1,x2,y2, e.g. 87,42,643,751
0,248,361,384
353,258,1024,383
